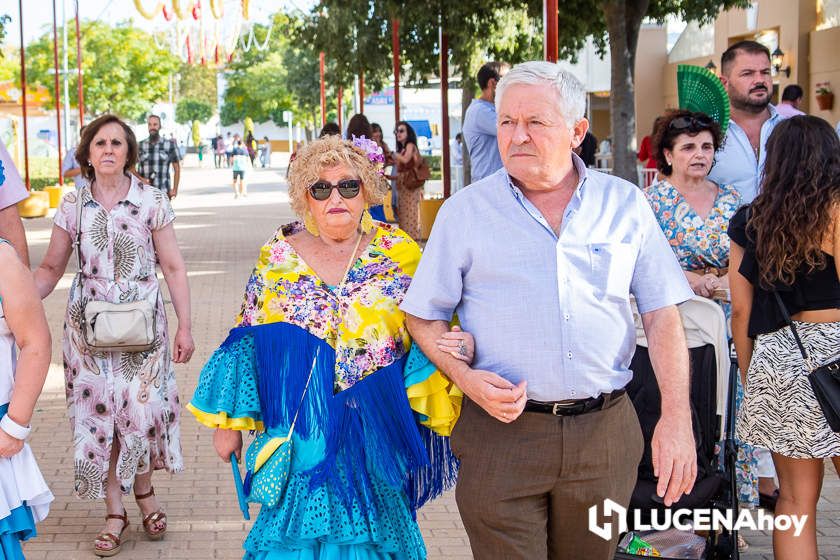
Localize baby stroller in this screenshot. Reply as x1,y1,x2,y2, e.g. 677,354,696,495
615,296,740,560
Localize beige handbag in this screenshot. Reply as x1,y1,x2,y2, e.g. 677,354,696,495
74,193,157,353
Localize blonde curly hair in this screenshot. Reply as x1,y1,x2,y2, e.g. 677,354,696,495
287,135,388,219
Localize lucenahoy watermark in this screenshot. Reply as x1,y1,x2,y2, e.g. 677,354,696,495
588,498,807,541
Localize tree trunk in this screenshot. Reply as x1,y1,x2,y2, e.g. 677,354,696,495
460,71,476,186
602,0,648,184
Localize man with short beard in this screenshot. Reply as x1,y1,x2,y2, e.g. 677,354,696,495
708,41,783,203
706,40,781,530
137,114,182,199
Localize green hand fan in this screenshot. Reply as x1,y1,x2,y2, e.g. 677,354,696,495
677,64,730,135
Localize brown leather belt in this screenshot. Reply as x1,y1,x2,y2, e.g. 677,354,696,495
689,265,728,277
524,389,626,416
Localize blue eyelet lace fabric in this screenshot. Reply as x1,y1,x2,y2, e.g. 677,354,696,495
190,335,262,426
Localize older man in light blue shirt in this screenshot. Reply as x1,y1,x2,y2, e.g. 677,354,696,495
402,61,696,560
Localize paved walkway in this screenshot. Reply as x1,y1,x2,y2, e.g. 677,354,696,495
18,164,839,559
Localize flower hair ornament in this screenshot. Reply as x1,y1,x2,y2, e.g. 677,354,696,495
351,135,385,176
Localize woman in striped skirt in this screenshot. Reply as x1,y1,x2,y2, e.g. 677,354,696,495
729,115,840,560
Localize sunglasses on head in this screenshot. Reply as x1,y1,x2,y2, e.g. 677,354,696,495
669,115,714,131
308,179,362,201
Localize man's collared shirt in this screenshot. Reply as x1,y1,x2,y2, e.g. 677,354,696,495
62,147,88,189
708,104,782,203
401,154,692,402
138,137,181,193
0,139,29,210
462,98,503,182
774,102,804,118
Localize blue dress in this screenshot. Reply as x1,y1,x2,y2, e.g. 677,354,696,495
189,223,460,560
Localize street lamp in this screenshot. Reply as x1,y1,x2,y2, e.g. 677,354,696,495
704,60,717,74
771,47,791,78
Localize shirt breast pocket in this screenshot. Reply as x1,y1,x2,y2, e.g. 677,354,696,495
589,242,636,300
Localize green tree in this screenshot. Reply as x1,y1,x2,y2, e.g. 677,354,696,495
177,62,217,109
24,20,180,121
175,98,213,124
220,13,294,126
554,0,749,181
376,0,543,182
0,14,10,52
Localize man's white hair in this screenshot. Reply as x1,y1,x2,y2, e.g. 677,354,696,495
495,61,587,130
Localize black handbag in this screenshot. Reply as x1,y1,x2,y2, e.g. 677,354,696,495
773,292,840,432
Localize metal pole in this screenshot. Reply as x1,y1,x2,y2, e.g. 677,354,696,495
319,52,326,127
440,28,450,198
75,0,84,125
62,0,71,150
337,87,343,130
391,18,400,125
18,0,31,191
52,0,64,185
359,70,365,115
544,0,558,63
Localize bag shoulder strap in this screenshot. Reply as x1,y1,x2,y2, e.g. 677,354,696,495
74,193,85,292
772,291,812,369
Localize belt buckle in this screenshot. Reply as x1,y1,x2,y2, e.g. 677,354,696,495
551,400,582,415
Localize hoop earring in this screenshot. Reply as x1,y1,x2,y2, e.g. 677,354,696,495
360,208,375,234
304,213,319,236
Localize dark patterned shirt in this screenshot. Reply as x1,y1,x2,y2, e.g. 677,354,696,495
137,137,181,193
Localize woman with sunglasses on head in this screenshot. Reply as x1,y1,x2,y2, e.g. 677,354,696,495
729,116,840,560
189,135,468,560
644,110,760,541
392,121,424,240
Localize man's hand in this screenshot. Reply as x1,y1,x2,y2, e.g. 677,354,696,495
169,189,178,199
651,413,696,506
459,368,527,423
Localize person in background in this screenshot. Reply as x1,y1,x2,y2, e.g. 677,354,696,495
644,111,754,553
232,140,248,198
0,139,31,266
707,40,782,508
214,134,224,169
63,125,88,189
574,130,598,168
392,121,424,240
462,61,509,182
729,116,840,560
136,115,182,199
224,132,234,167
775,84,805,118
372,122,397,220
345,113,372,140
259,136,271,168
319,122,341,137
245,132,257,167
450,132,465,193
637,117,664,186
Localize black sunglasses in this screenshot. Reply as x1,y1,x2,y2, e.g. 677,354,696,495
394,128,406,134
308,179,362,201
669,115,714,131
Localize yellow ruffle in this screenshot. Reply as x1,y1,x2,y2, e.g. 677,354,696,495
406,371,463,437
186,403,264,432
